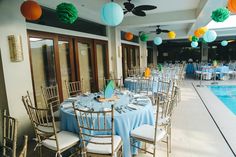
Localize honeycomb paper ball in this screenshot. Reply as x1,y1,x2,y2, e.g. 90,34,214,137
168,31,176,39
56,3,78,24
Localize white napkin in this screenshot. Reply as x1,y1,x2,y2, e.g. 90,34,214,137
103,108,111,111
133,94,141,98
128,104,140,110
61,103,73,109
79,107,90,111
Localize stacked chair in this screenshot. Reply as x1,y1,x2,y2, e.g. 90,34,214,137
2,110,28,157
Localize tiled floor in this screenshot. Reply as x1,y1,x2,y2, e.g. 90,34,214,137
26,80,235,157
138,80,234,157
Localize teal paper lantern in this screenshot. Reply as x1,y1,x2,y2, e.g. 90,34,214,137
140,34,149,42
100,2,124,26
56,3,78,24
191,41,198,48
154,37,162,45
221,40,228,46
203,30,217,43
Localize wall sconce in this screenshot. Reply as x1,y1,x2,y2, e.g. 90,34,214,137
8,35,23,62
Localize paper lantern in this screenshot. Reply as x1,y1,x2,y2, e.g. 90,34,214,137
221,40,228,46
194,29,202,38
154,37,162,45
56,3,78,24
124,32,133,41
211,8,230,22
20,0,42,20
203,30,217,43
198,27,208,35
168,31,176,39
100,2,124,26
228,0,236,13
192,36,199,42
191,41,198,48
140,34,149,42
144,67,151,78
188,36,192,41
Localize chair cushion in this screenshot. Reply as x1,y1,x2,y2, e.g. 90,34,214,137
42,131,79,151
37,121,61,133
131,124,166,142
87,135,122,154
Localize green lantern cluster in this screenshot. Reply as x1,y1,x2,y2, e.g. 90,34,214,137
211,8,230,22
192,36,199,42
140,34,149,42
56,3,78,24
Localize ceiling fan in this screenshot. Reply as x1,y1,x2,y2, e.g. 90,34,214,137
123,0,157,17
150,25,170,34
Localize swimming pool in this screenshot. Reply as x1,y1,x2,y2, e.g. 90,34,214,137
208,85,236,115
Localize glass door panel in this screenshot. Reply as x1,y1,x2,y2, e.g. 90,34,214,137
95,43,108,91
29,37,57,108
58,40,72,99
77,42,94,92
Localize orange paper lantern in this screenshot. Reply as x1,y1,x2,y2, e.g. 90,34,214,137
198,27,208,35
124,32,134,41
194,29,202,38
144,67,151,78
21,0,42,21
228,0,236,13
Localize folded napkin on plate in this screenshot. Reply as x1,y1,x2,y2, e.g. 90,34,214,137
61,103,73,109
136,98,149,101
127,104,140,110
133,94,142,98
78,107,90,111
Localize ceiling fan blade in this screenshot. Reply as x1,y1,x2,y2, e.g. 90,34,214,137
132,9,146,16
124,10,129,14
162,30,170,33
149,31,157,33
134,5,157,11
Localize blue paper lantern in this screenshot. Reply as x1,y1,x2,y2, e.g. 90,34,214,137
191,41,198,48
100,2,124,26
154,37,162,45
221,40,228,46
203,30,217,43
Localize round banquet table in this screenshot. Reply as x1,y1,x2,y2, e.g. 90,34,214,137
60,92,154,157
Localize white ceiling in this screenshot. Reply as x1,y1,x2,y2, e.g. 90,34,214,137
37,0,232,40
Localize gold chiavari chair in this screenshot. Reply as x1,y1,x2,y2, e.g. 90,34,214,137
130,96,169,157
155,79,172,101
104,77,123,91
2,110,18,157
22,91,61,134
127,69,135,77
23,99,79,157
65,80,83,97
72,103,123,157
18,135,28,157
41,85,60,119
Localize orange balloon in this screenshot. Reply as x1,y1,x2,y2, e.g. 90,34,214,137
21,0,42,21
194,29,202,38
124,32,133,41
228,0,236,13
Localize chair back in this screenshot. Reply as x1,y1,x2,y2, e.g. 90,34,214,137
23,99,59,151
155,79,172,99
135,77,152,95
127,69,136,77
72,103,115,156
41,85,60,113
18,135,28,157
65,80,83,97
104,77,123,91
2,110,18,157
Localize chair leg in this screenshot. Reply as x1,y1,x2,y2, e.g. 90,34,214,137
144,142,147,153
153,144,156,157
167,136,169,157
38,146,42,157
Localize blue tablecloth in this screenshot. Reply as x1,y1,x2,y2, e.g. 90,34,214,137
124,77,158,93
60,92,154,157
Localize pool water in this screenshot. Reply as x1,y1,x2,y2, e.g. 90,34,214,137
208,85,236,115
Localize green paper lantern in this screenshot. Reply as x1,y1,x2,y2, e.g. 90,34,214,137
157,64,162,72
211,8,230,22
56,3,78,24
192,36,199,42
140,34,149,42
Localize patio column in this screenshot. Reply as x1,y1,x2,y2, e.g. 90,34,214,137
201,42,208,62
